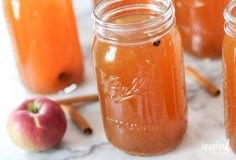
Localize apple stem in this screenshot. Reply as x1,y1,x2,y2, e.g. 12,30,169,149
28,101,41,113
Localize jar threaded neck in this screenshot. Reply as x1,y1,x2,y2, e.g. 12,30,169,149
92,0,175,45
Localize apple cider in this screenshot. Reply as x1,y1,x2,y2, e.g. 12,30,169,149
174,0,228,59
3,0,84,94
92,0,187,155
223,1,236,153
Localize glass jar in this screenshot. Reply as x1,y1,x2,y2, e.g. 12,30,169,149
3,0,84,94
223,0,236,153
92,0,187,156
174,0,229,59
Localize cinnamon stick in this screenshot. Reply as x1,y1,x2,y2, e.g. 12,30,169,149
185,66,220,96
61,105,93,135
57,94,98,105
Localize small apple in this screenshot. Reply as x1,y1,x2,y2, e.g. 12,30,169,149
7,98,67,152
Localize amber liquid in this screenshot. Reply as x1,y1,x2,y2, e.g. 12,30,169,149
92,13,187,155
174,0,228,59
4,0,84,94
223,34,236,153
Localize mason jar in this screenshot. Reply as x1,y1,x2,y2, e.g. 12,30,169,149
223,0,236,153
92,0,187,156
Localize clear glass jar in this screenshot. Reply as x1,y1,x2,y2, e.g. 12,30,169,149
92,0,187,156
174,0,228,59
3,0,84,94
223,0,236,153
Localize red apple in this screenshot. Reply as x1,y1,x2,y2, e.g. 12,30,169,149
7,98,67,152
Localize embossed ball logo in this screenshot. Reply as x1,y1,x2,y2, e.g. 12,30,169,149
103,76,148,103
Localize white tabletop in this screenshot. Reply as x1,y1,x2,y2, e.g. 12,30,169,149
0,1,236,160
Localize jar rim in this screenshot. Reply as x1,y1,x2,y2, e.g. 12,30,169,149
224,0,236,37
91,0,175,45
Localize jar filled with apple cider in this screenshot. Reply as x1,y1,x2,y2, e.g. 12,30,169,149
92,0,187,156
174,0,229,59
3,0,84,94
223,0,236,153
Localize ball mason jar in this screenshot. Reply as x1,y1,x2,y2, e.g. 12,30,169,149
174,0,229,59
223,0,236,153
91,0,187,156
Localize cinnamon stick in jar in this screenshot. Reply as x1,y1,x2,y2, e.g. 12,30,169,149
185,66,220,97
